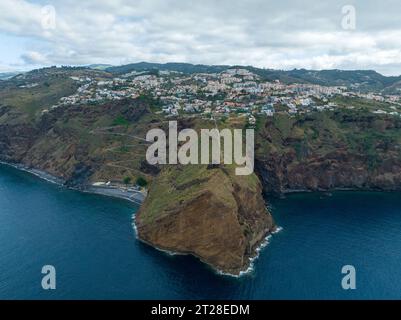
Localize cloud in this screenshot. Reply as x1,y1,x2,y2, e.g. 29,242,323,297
20,51,48,64
0,0,400,75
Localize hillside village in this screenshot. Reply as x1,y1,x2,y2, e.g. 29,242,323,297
35,67,401,126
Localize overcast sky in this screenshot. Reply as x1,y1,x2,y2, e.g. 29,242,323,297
1,0,401,75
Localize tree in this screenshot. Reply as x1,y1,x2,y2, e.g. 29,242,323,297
136,177,148,187
123,176,132,185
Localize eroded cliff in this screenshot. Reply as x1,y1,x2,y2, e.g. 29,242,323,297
255,111,401,195
135,165,275,275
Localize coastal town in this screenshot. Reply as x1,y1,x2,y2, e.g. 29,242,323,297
40,67,401,127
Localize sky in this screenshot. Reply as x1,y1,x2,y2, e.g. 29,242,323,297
1,0,401,75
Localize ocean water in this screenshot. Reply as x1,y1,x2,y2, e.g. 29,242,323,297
1,163,401,300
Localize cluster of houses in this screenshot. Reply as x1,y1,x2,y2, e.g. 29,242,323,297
41,68,401,123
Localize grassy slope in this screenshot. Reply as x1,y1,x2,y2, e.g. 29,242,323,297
0,77,78,120
139,164,260,224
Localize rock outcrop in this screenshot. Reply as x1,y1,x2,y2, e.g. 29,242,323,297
136,165,275,275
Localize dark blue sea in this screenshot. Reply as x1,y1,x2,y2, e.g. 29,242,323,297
1,164,401,299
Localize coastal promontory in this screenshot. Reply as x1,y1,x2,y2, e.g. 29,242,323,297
135,164,275,275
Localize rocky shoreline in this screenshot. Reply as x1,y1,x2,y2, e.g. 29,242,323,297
0,161,146,204
85,185,146,204
0,161,65,185
133,215,279,277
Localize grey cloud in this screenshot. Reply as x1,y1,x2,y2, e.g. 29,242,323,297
0,0,400,75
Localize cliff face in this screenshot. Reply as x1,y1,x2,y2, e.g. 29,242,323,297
256,152,401,195
0,99,152,186
255,111,401,195
136,165,275,275
0,121,38,163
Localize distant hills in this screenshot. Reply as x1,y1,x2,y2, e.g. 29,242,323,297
0,72,22,80
105,62,230,75
86,64,113,70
